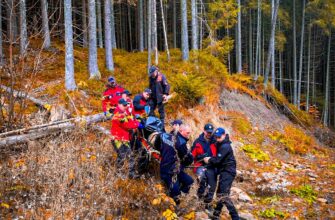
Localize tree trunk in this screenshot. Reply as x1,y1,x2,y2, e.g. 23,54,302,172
173,0,177,49
97,0,103,48
127,3,132,51
181,0,189,61
199,2,203,50
191,0,198,50
7,0,18,41
236,0,242,73
323,31,331,126
0,113,109,148
0,1,3,65
297,0,306,109
279,20,283,93
82,0,88,47
41,0,51,49
88,0,101,79
306,25,311,112
271,0,275,87
64,0,77,91
255,0,262,79
110,0,116,49
147,0,152,74
20,0,28,56
293,0,298,106
152,0,158,65
249,9,253,74
227,23,231,74
160,0,170,62
279,52,283,93
104,0,114,71
0,84,50,108
264,0,280,86
138,0,144,51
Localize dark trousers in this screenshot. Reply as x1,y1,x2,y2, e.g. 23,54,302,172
213,171,239,220
149,99,165,127
130,133,149,174
161,170,194,204
112,141,136,177
197,167,217,204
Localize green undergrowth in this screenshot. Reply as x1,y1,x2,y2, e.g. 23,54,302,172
290,185,318,204
241,144,270,162
258,208,287,219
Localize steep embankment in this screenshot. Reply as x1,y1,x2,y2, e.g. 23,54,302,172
1,44,334,219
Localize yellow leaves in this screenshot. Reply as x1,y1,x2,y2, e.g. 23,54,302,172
78,80,88,89
68,168,75,181
0,203,10,209
152,198,161,206
14,159,25,168
44,103,52,111
270,125,316,155
183,211,196,220
155,184,164,192
162,209,178,220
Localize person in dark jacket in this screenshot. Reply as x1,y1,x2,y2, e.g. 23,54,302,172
159,124,194,204
169,119,183,135
133,88,151,117
191,123,217,204
148,66,170,129
204,128,239,220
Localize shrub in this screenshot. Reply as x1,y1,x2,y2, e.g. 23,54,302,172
170,73,209,107
270,125,314,155
259,208,286,218
241,144,270,162
232,116,252,135
290,185,317,204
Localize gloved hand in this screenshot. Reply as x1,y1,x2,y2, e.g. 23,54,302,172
138,123,145,129
104,111,111,117
196,153,208,161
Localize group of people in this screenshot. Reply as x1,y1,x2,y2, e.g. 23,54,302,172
102,66,239,220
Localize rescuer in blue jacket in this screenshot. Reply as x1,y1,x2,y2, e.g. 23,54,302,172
158,124,194,204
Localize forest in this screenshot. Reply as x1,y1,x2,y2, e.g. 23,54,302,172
0,0,335,219
0,0,334,129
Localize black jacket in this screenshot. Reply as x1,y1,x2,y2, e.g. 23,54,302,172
149,73,170,103
208,135,237,176
159,132,193,175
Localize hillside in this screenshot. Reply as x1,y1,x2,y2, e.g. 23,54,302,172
1,45,335,219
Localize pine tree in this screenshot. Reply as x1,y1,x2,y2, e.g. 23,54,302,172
64,0,77,91
41,0,51,49
264,0,280,86
88,0,101,79
181,0,189,61
191,0,198,50
20,0,28,56
104,0,114,71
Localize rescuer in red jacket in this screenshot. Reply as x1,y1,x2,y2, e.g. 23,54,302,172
191,123,217,205
111,98,141,179
121,90,134,116
102,76,125,116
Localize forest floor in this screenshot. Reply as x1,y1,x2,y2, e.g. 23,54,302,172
0,42,335,219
